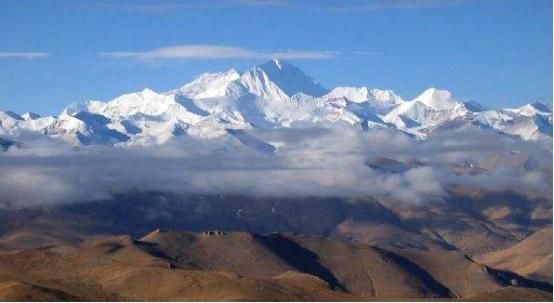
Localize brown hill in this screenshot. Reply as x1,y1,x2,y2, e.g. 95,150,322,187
475,227,553,283
0,236,356,301
0,230,551,301
141,230,450,298
0,280,78,301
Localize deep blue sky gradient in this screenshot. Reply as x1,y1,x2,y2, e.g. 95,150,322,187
0,0,552,115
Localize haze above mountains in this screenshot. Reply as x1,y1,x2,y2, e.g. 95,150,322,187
0,59,552,148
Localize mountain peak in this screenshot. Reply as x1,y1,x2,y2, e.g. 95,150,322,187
413,88,456,110
259,58,290,70
325,86,370,103
257,58,294,73
251,59,328,98
21,112,41,120
1,111,24,121
529,101,552,113
418,87,452,99
270,58,285,69
510,101,553,117
178,69,242,99
140,88,158,96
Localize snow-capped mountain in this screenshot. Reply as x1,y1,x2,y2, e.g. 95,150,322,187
507,101,553,118
174,69,242,99
0,59,552,149
247,58,328,98
323,87,403,114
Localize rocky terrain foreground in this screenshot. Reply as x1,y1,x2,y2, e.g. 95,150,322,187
0,230,551,301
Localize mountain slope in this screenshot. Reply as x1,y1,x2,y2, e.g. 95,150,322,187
252,59,328,97
0,236,356,301
475,227,553,283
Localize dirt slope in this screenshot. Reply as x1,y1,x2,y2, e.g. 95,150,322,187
475,227,553,283
0,230,551,301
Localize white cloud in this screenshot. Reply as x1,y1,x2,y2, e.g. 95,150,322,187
95,0,467,13
0,124,550,208
100,45,340,60
324,0,468,11
0,52,49,59
233,0,289,7
94,0,290,13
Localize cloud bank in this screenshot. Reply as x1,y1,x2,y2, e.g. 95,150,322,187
0,124,551,208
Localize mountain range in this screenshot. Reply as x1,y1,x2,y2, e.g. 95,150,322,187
0,59,552,149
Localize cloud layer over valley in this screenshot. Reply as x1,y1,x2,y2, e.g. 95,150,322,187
0,124,550,208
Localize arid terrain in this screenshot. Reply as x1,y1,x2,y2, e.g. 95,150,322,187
475,227,553,283
0,230,551,301
0,193,551,301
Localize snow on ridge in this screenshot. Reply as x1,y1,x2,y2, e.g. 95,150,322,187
255,58,329,97
176,69,241,99
411,87,457,110
1,59,552,147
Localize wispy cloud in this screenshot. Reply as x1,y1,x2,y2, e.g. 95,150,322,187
91,0,467,13
100,45,356,60
95,0,289,13
318,0,468,12
0,52,49,59
233,0,290,7
353,50,382,56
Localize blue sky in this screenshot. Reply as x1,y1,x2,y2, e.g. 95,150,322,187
0,0,552,115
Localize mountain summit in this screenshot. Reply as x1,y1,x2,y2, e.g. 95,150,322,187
413,88,457,110
255,59,329,97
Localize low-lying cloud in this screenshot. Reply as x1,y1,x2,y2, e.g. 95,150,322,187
0,124,551,208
